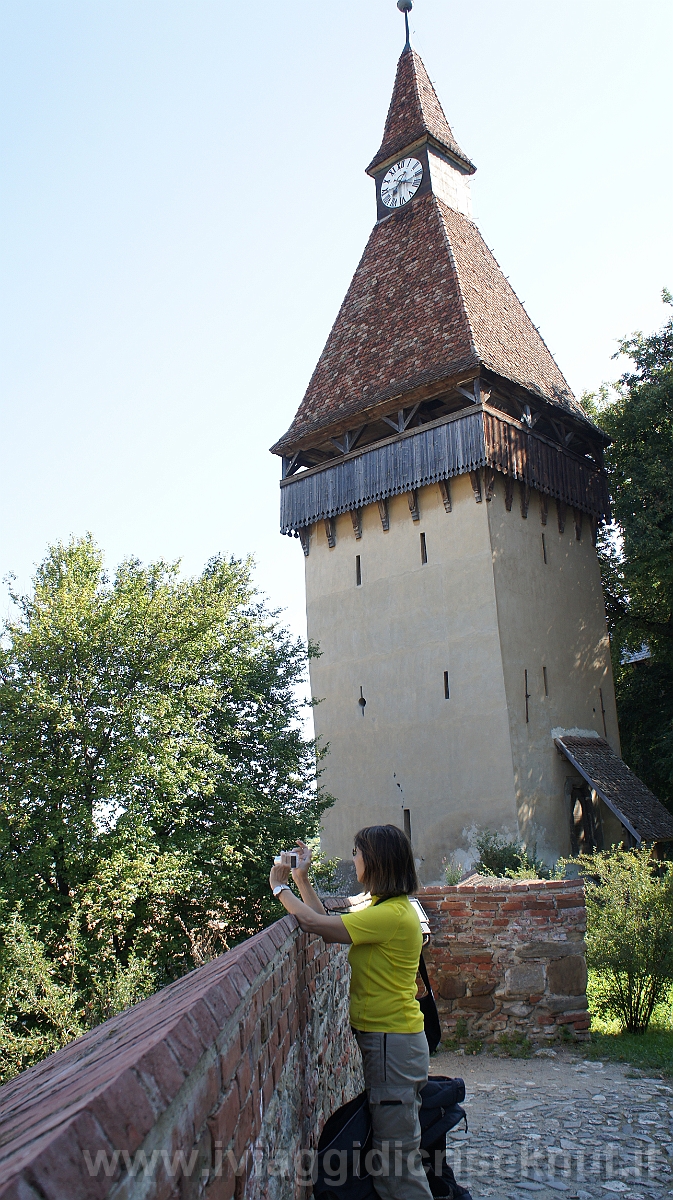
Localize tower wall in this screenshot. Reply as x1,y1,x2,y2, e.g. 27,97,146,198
486,476,620,859
306,474,519,883
306,471,620,881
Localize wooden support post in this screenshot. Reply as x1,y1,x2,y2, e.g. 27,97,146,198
590,515,598,547
377,498,390,531
556,499,567,535
324,518,336,548
469,470,482,503
519,482,530,519
483,467,496,502
539,493,548,526
505,476,514,512
350,508,362,539
438,479,452,512
298,528,310,557
408,489,420,522
574,509,583,541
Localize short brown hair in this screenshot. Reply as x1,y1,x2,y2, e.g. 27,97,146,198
353,825,419,897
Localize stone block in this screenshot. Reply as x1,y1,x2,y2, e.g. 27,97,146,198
439,977,466,999
516,940,586,960
538,994,588,1013
469,980,495,996
546,956,587,996
504,963,545,996
459,995,495,1012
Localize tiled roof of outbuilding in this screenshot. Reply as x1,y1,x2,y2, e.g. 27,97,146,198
272,193,586,454
367,47,475,176
556,736,673,844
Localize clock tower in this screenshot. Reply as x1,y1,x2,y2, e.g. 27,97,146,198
271,23,673,879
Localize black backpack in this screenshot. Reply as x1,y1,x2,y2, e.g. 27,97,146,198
313,1075,472,1200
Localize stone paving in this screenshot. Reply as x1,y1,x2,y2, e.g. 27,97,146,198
430,1049,673,1200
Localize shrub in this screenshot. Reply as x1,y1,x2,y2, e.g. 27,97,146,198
473,830,550,879
583,847,673,1034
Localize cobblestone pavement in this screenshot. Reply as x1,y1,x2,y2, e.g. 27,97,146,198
430,1050,673,1200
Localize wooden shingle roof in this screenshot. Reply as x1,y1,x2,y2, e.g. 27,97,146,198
556,736,673,844
366,46,475,176
272,192,588,455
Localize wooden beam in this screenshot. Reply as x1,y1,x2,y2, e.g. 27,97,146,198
438,478,452,512
519,482,530,519
556,499,567,535
408,489,420,521
350,508,363,539
298,528,310,557
483,467,496,502
377,498,390,531
324,518,336,548
505,476,514,512
574,509,583,542
469,470,482,503
539,493,548,526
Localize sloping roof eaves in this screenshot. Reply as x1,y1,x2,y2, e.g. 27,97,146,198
555,736,673,844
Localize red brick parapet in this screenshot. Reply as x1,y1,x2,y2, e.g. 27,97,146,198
418,877,589,1043
0,917,362,1200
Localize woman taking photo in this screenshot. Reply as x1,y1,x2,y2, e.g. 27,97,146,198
269,824,433,1200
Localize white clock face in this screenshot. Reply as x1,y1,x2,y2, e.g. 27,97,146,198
380,157,423,208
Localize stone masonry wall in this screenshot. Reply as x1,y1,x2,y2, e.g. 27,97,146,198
0,917,362,1200
419,877,589,1042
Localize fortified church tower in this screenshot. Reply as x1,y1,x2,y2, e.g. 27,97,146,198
271,12,673,879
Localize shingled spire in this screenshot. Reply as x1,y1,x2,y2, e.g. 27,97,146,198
367,46,475,176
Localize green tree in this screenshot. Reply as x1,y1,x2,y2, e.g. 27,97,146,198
0,536,330,1066
582,847,673,1034
584,291,673,808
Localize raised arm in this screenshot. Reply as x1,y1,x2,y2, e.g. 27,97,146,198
269,846,351,945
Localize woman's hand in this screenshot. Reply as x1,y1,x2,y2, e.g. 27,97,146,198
269,861,291,889
291,839,312,881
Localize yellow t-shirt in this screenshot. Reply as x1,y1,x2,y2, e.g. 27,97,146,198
341,895,423,1033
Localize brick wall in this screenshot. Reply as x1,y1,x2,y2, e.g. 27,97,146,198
419,877,589,1042
0,917,363,1200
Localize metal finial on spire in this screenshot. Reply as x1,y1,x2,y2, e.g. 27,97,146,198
397,0,412,50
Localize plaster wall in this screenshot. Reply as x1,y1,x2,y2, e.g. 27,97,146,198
305,475,518,883
427,147,472,216
486,478,620,860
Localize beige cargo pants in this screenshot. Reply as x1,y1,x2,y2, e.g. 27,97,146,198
354,1030,433,1200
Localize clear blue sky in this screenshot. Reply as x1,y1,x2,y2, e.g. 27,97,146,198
1,0,671,646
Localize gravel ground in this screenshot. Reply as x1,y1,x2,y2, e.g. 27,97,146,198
429,1049,673,1200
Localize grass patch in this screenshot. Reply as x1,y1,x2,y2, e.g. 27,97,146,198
581,1021,673,1077
492,1031,532,1058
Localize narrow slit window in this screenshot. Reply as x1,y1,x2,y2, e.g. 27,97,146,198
542,533,548,564
524,669,530,723
444,671,450,699
543,665,549,696
403,809,412,843
355,555,362,586
420,532,428,564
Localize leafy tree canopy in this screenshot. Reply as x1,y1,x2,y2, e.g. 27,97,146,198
583,291,673,807
0,536,331,1079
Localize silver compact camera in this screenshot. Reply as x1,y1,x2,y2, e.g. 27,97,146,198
274,852,298,869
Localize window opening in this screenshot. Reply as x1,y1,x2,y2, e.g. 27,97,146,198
358,687,366,716
444,671,450,699
355,555,362,586
599,687,607,737
542,533,547,564
420,532,428,564
543,665,549,696
524,669,530,723
569,784,602,855
403,809,412,843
